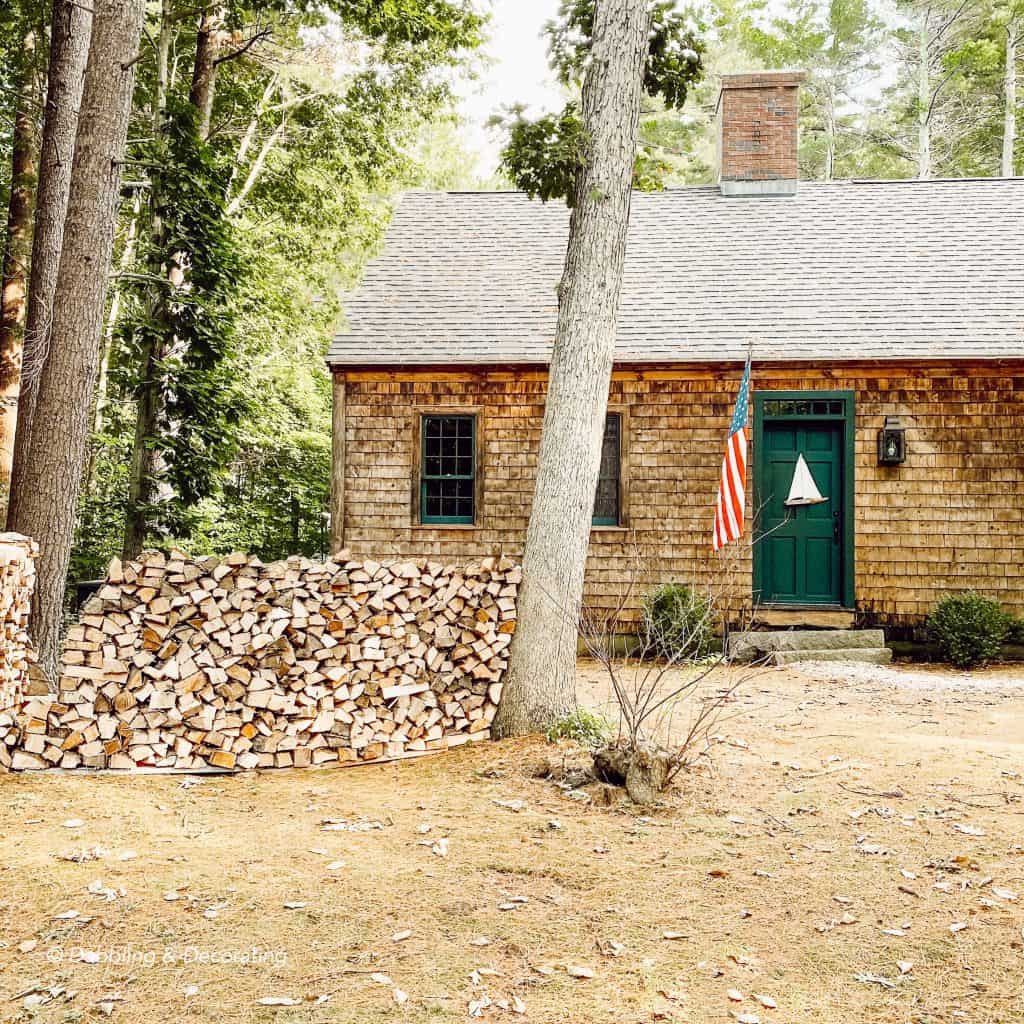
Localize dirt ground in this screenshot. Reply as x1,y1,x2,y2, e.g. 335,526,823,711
2,660,1023,1024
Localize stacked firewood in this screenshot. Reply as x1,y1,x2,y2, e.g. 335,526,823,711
9,550,518,771
0,534,38,770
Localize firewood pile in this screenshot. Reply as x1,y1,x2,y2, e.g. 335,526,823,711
0,533,38,769
7,549,519,772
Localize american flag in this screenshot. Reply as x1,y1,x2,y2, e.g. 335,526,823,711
713,353,752,551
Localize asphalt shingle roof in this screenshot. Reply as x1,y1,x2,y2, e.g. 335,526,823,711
326,180,1024,367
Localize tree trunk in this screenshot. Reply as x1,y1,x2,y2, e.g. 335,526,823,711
9,0,146,683
824,89,836,182
7,0,93,530
492,0,652,738
94,189,142,433
1004,21,1018,178
917,16,932,180
189,5,225,141
0,28,42,516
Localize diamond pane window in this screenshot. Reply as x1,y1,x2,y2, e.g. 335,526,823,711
421,415,475,524
592,413,622,526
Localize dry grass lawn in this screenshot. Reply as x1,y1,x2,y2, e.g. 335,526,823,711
2,661,1023,1023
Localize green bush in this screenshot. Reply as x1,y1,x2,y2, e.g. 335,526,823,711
641,582,716,662
927,592,1009,669
545,708,612,749
1005,616,1024,646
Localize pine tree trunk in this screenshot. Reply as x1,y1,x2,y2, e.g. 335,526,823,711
917,17,932,180
1004,21,1018,178
0,28,42,516
9,0,146,683
7,0,93,530
492,0,651,739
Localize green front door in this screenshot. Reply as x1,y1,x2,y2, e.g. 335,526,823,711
758,421,844,605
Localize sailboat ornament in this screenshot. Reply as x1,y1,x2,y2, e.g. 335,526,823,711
784,454,828,507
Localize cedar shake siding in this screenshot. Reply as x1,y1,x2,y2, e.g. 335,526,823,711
334,363,1024,630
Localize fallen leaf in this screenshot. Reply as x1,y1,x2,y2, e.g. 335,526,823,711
469,936,491,947
755,994,777,1009
18,940,38,953
727,988,744,1002
392,929,412,942
257,996,302,1006
992,887,1018,902
283,902,306,910
62,818,85,829
567,966,595,979
370,973,392,986
897,961,913,975
738,1014,761,1024
163,890,180,902
393,988,408,1005
662,931,688,941
325,860,346,871
183,985,200,998
950,921,968,934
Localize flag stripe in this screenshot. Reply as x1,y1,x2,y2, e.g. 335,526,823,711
713,355,751,550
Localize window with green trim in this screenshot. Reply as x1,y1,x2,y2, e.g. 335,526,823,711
592,413,621,526
421,414,476,524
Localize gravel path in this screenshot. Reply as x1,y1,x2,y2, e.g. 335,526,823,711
791,659,1024,691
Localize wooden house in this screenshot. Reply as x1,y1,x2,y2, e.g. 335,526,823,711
326,72,1024,633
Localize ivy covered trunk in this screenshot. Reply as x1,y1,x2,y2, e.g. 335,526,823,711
493,0,652,738
10,0,146,682
0,27,41,516
7,0,93,530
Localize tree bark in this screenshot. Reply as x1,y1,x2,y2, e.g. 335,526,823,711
1004,20,1018,178
9,0,146,683
492,0,651,738
7,0,93,530
189,5,226,141
0,28,42,516
917,15,932,179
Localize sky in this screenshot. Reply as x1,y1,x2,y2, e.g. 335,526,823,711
455,0,567,177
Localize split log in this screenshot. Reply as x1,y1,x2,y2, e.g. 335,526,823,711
5,548,518,772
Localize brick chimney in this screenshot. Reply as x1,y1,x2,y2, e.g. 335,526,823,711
717,70,805,197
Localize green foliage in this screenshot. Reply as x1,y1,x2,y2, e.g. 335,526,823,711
547,0,704,107
641,583,716,662
61,0,486,575
1006,616,1024,646
495,104,585,202
545,707,612,749
927,592,1010,669
497,0,705,204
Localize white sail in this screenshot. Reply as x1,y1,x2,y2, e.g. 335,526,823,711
784,453,828,507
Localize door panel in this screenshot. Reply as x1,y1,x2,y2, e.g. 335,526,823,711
757,421,843,605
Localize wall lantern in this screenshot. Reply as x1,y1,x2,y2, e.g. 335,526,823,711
877,415,906,465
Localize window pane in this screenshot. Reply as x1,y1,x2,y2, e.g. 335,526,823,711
593,413,621,525
422,415,475,522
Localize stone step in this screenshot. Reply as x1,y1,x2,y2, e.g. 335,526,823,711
771,647,893,667
728,628,886,662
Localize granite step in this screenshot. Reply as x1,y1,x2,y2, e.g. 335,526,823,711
771,647,893,666
728,628,886,662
